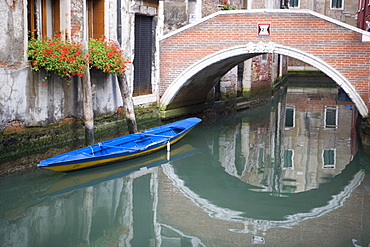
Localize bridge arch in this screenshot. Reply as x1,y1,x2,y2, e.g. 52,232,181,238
160,42,368,116
159,10,370,118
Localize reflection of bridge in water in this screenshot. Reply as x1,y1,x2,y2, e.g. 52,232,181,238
0,88,367,246
163,158,364,234
157,87,366,243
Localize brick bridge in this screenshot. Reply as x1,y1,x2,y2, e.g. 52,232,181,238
159,9,370,118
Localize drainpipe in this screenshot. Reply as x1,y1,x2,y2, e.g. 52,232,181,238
117,0,122,45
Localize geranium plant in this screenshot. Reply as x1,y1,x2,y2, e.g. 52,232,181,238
88,37,130,75
27,34,88,81
221,0,236,10
28,34,130,83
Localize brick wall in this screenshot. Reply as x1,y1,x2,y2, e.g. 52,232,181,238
71,0,84,42
159,11,370,114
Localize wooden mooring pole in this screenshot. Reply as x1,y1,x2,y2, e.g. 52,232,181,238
117,73,138,134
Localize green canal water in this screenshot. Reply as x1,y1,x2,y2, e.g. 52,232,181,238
1,87,370,247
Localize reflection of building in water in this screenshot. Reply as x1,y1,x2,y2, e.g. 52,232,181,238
0,169,157,246
0,160,204,246
281,88,357,193
217,87,357,194
0,87,364,246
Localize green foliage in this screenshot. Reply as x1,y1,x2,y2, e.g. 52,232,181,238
27,35,88,81
89,37,130,75
27,34,130,83
221,0,236,10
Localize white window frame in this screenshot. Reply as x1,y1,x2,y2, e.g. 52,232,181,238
330,0,344,9
285,106,295,130
324,105,338,129
322,149,336,169
283,149,294,169
289,0,300,8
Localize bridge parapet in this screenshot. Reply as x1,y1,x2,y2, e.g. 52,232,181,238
161,9,370,42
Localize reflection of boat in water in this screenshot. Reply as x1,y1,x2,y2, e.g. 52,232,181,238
41,144,199,198
38,118,201,172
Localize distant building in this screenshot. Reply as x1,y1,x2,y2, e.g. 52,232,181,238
286,0,358,71
357,0,370,31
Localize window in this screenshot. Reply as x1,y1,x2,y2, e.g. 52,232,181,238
258,147,264,167
283,150,294,169
331,0,343,9
27,0,37,39
323,149,336,168
88,0,105,39
285,107,295,128
27,0,60,38
289,0,299,8
41,0,60,37
143,0,159,8
324,106,338,129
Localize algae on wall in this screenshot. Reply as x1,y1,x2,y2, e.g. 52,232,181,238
0,104,161,176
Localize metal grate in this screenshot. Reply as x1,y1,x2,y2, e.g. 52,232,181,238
133,15,153,96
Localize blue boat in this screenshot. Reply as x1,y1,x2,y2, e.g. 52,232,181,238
40,143,199,197
38,117,202,172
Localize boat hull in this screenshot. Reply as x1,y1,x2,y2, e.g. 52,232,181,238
40,144,199,197
38,117,201,172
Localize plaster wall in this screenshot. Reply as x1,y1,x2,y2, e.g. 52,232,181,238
0,67,125,130
0,1,26,69
0,0,162,131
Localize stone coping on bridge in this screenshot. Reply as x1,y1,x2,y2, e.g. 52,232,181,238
160,9,370,42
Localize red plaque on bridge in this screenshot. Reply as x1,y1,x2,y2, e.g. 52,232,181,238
257,23,271,36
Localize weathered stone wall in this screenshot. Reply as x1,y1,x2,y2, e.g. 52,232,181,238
163,0,254,33
0,103,161,175
0,1,26,70
0,0,166,172
0,67,123,131
202,0,219,17
0,0,162,132
163,0,189,34
71,0,84,42
0,0,118,132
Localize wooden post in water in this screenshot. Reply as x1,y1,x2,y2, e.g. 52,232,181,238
117,73,138,134
82,42,95,145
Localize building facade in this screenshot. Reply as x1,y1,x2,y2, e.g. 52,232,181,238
0,0,163,131
0,0,362,131
357,0,370,31
286,0,358,70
